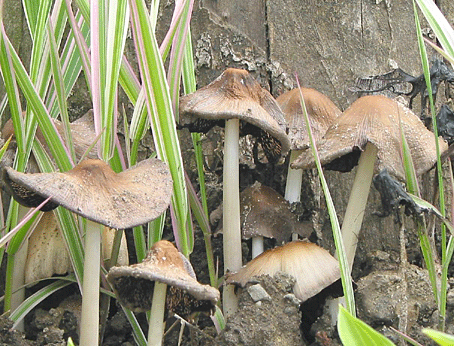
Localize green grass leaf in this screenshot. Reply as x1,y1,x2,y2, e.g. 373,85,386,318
338,305,395,346
423,328,454,346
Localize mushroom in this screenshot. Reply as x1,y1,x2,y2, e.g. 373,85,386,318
215,181,313,258
291,94,448,270
277,87,341,205
0,110,99,331
24,211,129,285
24,211,71,285
107,240,220,316
1,110,98,169
2,110,128,281
225,240,340,303
2,158,173,346
179,68,290,315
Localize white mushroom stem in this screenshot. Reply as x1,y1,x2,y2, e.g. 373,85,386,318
223,118,242,317
330,142,378,323
251,236,264,259
79,219,102,346
339,142,378,270
147,281,167,346
285,150,304,241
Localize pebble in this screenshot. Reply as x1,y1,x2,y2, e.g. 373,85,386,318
247,284,271,302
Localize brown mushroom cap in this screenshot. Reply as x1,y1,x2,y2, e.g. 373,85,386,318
24,212,129,285
225,240,340,302
25,212,72,285
240,181,312,242
107,240,220,313
179,68,290,162
276,87,341,151
291,95,448,180
1,110,98,163
3,158,173,229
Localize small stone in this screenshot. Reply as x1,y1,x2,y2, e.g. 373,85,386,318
247,284,271,302
447,291,454,307
283,306,298,315
283,293,302,307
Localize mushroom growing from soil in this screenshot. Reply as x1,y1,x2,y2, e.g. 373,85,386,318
179,68,290,315
107,240,220,318
277,87,341,206
226,240,340,303
291,94,448,270
2,158,173,346
215,181,313,258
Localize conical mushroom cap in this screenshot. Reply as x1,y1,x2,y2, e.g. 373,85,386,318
3,158,173,229
277,87,341,150
107,240,220,313
179,68,290,161
291,95,448,180
240,182,312,242
226,240,340,302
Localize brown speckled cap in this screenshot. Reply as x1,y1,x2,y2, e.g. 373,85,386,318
107,240,220,313
179,68,290,163
2,158,173,229
226,240,340,302
291,95,448,180
240,181,312,243
277,87,341,151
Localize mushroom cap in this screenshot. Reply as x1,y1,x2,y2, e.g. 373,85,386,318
3,158,173,229
106,240,220,313
24,212,129,285
240,181,312,242
1,110,98,163
291,95,448,180
179,68,290,161
225,240,340,302
25,212,72,285
277,87,341,151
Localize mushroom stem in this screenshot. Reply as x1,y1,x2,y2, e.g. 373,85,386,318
285,150,304,241
339,142,378,270
79,219,102,346
330,143,378,325
147,281,167,346
251,236,264,258
222,118,242,316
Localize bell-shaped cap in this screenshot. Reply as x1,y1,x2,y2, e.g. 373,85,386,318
25,212,129,285
240,181,312,242
291,95,448,180
226,240,340,302
25,212,72,285
107,240,220,313
179,68,290,162
2,158,173,229
277,87,341,151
